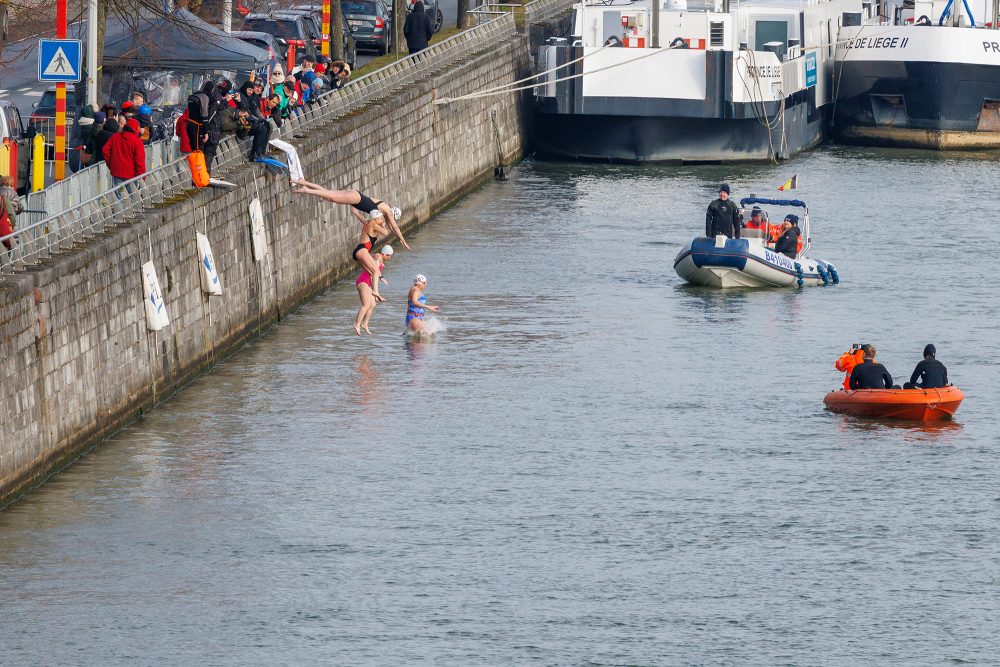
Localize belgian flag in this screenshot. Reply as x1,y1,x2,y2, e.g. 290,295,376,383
777,175,798,191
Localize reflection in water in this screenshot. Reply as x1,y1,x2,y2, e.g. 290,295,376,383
833,412,965,443
349,354,384,413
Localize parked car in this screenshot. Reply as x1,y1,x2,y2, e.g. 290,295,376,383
241,13,319,62
341,0,393,54
231,30,284,73
281,6,358,67
0,102,32,194
29,86,77,151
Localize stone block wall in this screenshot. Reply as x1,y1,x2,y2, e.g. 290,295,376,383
0,36,530,504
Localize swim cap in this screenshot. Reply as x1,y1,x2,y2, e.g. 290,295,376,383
414,274,427,284
924,344,936,357
390,206,402,220
381,245,394,256
138,104,152,116
368,210,383,220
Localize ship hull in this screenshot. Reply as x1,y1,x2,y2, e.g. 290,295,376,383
534,101,827,164
833,29,1000,149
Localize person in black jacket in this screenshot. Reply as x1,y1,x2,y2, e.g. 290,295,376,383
850,345,894,389
904,344,949,389
772,214,800,258
705,183,741,239
91,116,119,166
404,1,434,54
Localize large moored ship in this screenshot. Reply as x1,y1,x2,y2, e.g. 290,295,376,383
533,0,867,162
833,0,1000,149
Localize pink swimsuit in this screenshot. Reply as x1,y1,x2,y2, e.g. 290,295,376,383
355,260,383,288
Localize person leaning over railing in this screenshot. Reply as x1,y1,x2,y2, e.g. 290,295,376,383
102,118,146,192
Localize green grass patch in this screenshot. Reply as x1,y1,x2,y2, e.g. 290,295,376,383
352,26,465,77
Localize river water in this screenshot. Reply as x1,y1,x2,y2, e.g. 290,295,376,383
2,148,999,665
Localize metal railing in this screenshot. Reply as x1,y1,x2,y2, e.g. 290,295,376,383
0,14,518,275
523,0,576,22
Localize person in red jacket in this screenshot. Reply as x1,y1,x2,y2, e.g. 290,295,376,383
175,109,192,153
102,117,146,192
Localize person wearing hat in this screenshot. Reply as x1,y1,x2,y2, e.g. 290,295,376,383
406,274,440,333
904,345,949,389
705,183,741,239
850,345,895,390
354,245,394,336
744,206,766,231
771,213,800,258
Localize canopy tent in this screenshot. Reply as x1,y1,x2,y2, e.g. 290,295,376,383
103,9,269,74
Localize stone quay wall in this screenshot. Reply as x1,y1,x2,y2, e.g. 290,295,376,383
0,35,530,505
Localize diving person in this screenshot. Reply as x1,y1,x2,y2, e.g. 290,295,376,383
904,344,949,389
705,183,741,239
835,344,866,391
772,215,800,259
849,345,894,390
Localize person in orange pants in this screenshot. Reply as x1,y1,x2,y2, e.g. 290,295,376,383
835,345,866,390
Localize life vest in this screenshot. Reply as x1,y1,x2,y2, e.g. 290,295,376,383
835,350,865,390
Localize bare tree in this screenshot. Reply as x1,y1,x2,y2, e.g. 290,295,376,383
332,0,344,60
392,0,405,55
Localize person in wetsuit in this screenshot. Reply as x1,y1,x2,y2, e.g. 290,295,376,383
772,214,800,258
705,183,741,239
904,344,949,389
850,344,894,389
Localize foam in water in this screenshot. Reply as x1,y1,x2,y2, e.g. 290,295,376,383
404,316,447,339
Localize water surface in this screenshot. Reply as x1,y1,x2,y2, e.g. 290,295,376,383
2,148,998,664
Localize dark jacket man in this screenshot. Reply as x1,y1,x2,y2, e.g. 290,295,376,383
850,351,893,390
905,344,949,389
705,184,741,239
102,118,146,181
404,2,434,54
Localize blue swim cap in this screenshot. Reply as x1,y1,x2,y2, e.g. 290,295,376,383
138,104,152,116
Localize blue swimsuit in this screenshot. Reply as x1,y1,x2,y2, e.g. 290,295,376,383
406,293,427,325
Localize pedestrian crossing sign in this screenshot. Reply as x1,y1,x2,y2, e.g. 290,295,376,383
38,39,82,83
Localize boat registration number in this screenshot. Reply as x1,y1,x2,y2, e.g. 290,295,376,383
764,249,795,271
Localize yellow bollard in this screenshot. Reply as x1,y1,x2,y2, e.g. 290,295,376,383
0,140,10,179
32,133,45,192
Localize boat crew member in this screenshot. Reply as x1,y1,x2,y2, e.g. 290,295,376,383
744,207,765,230
850,345,894,390
705,183,741,239
904,344,949,389
772,214,800,258
835,344,866,391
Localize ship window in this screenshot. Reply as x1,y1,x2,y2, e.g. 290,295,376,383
826,19,832,57
710,21,724,47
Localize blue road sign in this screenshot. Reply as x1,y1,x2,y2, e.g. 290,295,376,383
38,39,82,83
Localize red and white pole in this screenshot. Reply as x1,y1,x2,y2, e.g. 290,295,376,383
55,0,67,181
321,0,332,58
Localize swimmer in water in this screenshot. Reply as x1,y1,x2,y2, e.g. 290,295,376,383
406,274,440,333
355,245,393,336
291,179,412,250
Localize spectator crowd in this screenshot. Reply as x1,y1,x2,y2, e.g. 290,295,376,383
69,56,354,183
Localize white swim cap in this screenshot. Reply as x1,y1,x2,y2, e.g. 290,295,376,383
368,210,383,220
381,245,394,256
390,206,402,220
414,274,427,284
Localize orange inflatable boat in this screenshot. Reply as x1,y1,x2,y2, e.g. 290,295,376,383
823,386,965,421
